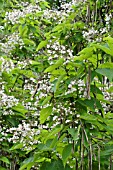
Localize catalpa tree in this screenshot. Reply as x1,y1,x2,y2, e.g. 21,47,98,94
0,0,113,169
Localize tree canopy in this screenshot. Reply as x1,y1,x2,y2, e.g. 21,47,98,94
0,0,113,169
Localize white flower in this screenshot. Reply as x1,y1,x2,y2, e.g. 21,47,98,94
68,84,72,88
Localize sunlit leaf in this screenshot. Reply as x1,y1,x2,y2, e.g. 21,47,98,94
0,157,10,164
36,40,48,51
10,143,23,150
12,104,28,114
40,106,53,124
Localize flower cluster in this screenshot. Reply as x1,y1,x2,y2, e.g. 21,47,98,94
5,2,42,24
0,32,24,55
43,9,68,23
0,91,19,110
4,120,40,151
1,0,113,169
0,56,15,73
83,27,99,42
47,41,74,63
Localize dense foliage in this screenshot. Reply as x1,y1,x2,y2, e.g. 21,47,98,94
1,0,113,169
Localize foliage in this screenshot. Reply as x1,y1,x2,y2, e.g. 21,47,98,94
1,0,113,169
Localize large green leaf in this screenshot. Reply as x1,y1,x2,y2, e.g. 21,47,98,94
19,157,34,170
40,106,53,124
68,128,79,141
103,37,113,55
0,167,7,170
80,113,97,121
92,44,112,56
62,144,72,166
96,68,113,82
12,104,28,114
101,148,113,156
37,143,52,151
98,63,113,68
40,159,64,170
74,47,94,61
0,156,10,164
10,143,23,151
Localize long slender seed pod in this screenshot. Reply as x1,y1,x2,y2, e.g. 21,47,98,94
89,141,92,170
76,158,78,170
110,155,112,170
81,128,84,170
98,145,100,170
87,66,91,99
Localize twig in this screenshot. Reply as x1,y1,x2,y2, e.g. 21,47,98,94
32,82,40,99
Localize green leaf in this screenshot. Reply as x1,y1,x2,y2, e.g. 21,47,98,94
44,58,64,73
55,58,64,65
23,38,35,46
62,144,72,166
0,167,7,170
46,126,62,141
10,143,23,150
44,64,59,73
37,143,52,151
52,68,66,75
52,25,63,32
40,159,64,170
68,128,79,141
40,106,53,124
42,19,52,25
107,86,113,93
54,75,66,92
93,44,112,56
96,68,113,82
98,63,113,68
0,156,10,164
34,157,47,163
65,164,72,170
19,157,34,170
42,96,52,106
12,104,28,114
78,98,95,111
74,46,94,61
104,36,113,43
103,37,113,55
101,148,113,156
29,60,40,66
36,40,48,51
20,70,35,78
80,114,97,121
50,136,58,148
19,25,28,37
